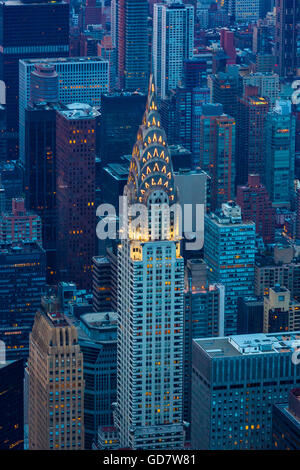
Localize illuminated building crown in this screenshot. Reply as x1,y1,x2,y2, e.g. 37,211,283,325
125,75,176,208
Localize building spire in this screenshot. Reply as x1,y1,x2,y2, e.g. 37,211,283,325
125,75,176,206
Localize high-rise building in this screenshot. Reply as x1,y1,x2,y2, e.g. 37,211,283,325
56,104,99,289
265,100,296,209
183,259,224,429
183,53,213,89
263,285,300,333
236,174,275,244
220,28,236,65
255,251,300,300
92,250,118,313
275,0,300,79
118,0,149,92
99,92,146,166
273,388,300,450
19,56,109,163
153,1,194,99
0,161,23,211
236,85,269,185
0,359,24,450
24,102,58,281
0,242,46,361
69,311,117,449
233,0,260,22
28,295,84,450
199,104,236,210
0,0,69,159
0,198,42,245
116,77,185,449
237,296,264,334
192,332,300,449
209,67,240,118
204,201,256,335
242,73,279,106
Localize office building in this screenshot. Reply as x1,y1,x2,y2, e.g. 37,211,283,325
0,242,46,361
242,73,280,106
184,259,224,428
210,67,240,119
183,53,213,90
56,104,99,289
237,296,264,334
275,0,300,79
263,285,300,333
19,56,109,163
265,100,296,209
192,332,300,449
0,161,23,210
0,359,24,450
0,0,69,159
199,104,236,211
100,92,146,166
204,202,256,335
92,250,118,313
0,198,42,245
28,295,84,450
153,1,194,99
236,174,275,244
236,86,269,185
255,252,300,300
234,0,260,22
70,312,117,449
118,0,149,92
116,77,185,449
273,388,300,450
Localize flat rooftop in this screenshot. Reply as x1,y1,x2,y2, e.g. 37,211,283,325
194,332,300,358
20,56,107,65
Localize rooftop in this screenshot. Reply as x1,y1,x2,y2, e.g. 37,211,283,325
20,56,107,65
194,332,300,358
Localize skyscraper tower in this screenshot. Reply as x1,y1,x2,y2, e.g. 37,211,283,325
275,0,300,79
153,1,194,99
116,77,185,449
0,0,69,159
28,295,84,450
236,86,269,185
118,0,149,92
56,104,99,289
199,103,236,211
204,201,256,335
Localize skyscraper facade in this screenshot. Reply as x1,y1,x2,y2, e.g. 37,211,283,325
236,174,275,244
0,359,24,450
0,242,46,361
28,295,84,450
153,1,194,99
56,104,99,289
204,202,256,335
116,77,185,449
192,332,300,449
199,104,236,210
236,86,269,185
265,100,296,209
19,56,109,163
275,0,300,78
118,0,149,92
99,92,146,166
0,0,69,159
